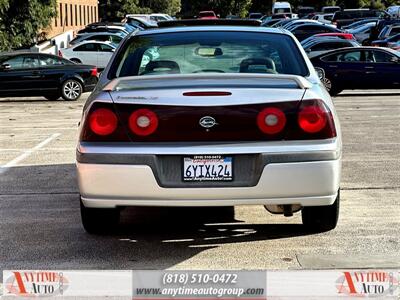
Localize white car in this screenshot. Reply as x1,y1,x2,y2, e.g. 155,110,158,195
60,41,116,69
77,21,342,234
312,14,334,25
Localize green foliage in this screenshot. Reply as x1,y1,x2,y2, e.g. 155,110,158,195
0,0,57,51
99,0,181,20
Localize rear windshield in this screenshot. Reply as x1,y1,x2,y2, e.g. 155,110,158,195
110,31,309,78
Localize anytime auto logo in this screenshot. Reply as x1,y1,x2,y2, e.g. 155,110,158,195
4,271,69,297
336,270,399,297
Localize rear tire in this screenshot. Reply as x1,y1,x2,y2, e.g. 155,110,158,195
302,190,340,232
61,79,82,101
80,198,120,234
323,77,342,96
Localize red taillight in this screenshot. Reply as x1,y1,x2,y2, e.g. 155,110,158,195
90,67,98,77
58,50,63,58
89,108,118,136
129,109,158,136
257,107,286,135
298,104,328,133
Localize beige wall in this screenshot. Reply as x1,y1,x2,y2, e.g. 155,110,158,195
46,0,99,38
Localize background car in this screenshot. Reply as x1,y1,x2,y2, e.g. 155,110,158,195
289,23,341,41
341,18,379,30
311,14,334,25
347,22,377,44
311,47,400,95
371,33,400,48
77,24,130,35
302,37,360,58
198,11,218,19
59,41,116,69
377,24,400,40
124,15,159,28
248,13,264,20
297,6,315,18
0,52,97,101
332,9,387,28
321,6,341,14
69,32,126,46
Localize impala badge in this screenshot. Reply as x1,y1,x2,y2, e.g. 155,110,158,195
199,116,218,128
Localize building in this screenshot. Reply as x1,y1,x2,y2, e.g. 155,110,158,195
47,0,99,38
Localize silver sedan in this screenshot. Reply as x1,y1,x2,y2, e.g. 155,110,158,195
76,21,342,234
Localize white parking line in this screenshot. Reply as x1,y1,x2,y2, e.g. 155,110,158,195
0,133,61,174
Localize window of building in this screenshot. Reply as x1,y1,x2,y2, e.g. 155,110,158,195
83,5,86,25
91,6,93,24
94,6,97,22
70,4,73,26
60,3,63,27
65,4,68,26
75,5,77,26
79,5,82,26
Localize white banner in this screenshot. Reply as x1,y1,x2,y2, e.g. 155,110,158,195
2,270,132,297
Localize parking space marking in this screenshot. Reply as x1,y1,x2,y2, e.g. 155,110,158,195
0,133,61,174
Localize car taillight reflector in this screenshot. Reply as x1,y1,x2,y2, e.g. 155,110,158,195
90,67,98,77
89,108,118,136
298,105,328,133
129,109,158,136
257,107,286,135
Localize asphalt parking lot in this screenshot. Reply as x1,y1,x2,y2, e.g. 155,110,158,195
0,91,399,274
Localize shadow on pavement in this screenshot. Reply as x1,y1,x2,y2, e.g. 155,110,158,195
0,164,311,271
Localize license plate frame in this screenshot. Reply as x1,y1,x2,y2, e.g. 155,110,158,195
182,155,233,182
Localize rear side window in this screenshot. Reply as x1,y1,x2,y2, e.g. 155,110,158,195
110,31,309,78
322,50,363,62
389,27,400,36
74,43,98,51
372,50,396,63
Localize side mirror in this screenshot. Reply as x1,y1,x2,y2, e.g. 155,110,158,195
0,63,11,70
315,67,325,80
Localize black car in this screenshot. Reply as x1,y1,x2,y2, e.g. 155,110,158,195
290,24,341,41
310,47,400,95
332,9,387,29
0,52,98,101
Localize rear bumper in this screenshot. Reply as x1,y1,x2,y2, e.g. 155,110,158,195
77,161,341,208
77,139,341,208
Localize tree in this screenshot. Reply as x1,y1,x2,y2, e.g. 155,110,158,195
0,0,57,51
99,0,181,20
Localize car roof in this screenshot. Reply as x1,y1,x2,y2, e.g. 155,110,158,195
133,25,290,37
0,52,57,57
72,40,115,46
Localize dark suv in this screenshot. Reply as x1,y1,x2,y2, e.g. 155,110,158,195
332,9,387,28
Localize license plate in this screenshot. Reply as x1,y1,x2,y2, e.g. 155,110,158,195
183,155,233,182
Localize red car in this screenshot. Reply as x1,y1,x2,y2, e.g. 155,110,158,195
198,11,218,19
